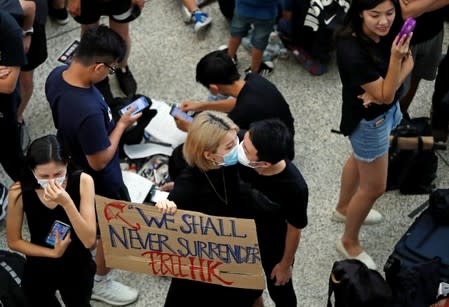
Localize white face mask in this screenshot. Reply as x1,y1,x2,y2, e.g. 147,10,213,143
34,172,66,189
237,141,258,168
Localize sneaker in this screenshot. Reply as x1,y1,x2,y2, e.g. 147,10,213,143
245,61,274,76
331,209,383,225
217,46,238,66
181,5,193,23
115,66,137,97
336,239,377,270
95,77,114,106
18,121,31,153
91,274,139,306
0,183,8,221
49,7,70,25
192,10,212,32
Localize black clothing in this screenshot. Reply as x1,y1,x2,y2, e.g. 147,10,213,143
0,10,26,181
21,171,96,307
410,9,447,45
337,35,401,136
165,165,265,307
230,73,295,159
241,160,308,307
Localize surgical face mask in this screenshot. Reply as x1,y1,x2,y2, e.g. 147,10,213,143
34,172,66,189
237,141,258,168
215,142,239,167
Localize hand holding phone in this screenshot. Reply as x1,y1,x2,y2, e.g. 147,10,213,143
397,17,416,45
46,220,71,247
169,105,193,123
119,96,150,116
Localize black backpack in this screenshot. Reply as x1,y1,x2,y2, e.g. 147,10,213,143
387,117,438,194
327,259,392,307
429,189,449,225
0,250,26,307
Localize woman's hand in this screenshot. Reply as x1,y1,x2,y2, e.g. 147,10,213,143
0,66,11,79
180,100,201,112
155,199,177,215
391,32,413,62
43,179,70,207
358,92,382,108
52,231,71,258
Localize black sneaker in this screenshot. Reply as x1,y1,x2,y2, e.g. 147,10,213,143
95,77,114,106
49,7,70,25
115,66,137,97
245,61,274,77
0,183,8,221
18,121,31,153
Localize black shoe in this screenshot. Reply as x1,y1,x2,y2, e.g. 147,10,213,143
245,62,274,77
95,77,114,106
0,183,8,221
49,7,70,25
18,121,30,153
116,66,137,97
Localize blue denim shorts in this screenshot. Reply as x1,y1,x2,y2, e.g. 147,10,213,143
349,102,402,162
230,11,275,50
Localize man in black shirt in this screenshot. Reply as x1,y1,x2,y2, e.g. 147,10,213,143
0,9,27,221
180,50,295,159
238,119,308,307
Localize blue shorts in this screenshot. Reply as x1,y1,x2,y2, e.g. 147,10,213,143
349,102,402,162
230,11,275,50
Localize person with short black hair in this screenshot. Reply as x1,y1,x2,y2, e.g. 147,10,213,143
238,119,308,306
7,135,97,306
45,25,140,306
181,50,295,160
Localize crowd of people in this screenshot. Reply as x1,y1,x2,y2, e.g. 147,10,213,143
0,0,448,306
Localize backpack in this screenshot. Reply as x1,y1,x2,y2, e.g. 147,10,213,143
327,259,392,307
429,189,449,225
387,117,438,194
0,250,26,307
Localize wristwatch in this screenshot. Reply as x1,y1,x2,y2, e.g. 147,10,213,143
22,27,34,36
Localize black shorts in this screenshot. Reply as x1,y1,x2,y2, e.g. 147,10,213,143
74,0,138,24
22,23,48,72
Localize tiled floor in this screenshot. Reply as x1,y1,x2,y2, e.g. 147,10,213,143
1,1,448,306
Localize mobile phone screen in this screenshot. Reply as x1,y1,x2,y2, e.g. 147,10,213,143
119,96,150,116
57,40,80,65
169,105,193,122
46,221,71,247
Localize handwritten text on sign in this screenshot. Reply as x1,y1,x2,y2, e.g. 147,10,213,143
95,196,265,289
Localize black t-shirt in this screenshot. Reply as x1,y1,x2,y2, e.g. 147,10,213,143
410,8,447,45
337,35,401,136
240,161,308,256
230,73,295,137
0,10,26,113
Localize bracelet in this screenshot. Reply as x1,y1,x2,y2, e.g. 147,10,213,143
22,27,34,36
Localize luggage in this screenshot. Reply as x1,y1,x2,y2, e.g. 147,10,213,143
384,206,449,307
0,250,26,307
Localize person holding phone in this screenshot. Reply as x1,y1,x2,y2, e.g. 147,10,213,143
6,135,97,306
332,0,414,270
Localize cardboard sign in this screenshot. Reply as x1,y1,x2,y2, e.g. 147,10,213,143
95,196,265,290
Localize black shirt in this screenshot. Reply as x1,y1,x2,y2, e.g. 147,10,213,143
410,8,447,45
337,35,401,136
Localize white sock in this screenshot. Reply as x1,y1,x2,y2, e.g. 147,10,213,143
94,273,107,283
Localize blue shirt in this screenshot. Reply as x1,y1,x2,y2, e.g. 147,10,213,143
45,66,124,197
236,0,279,20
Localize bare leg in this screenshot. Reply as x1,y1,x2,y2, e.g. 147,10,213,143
335,154,359,215
109,20,130,68
251,48,263,73
341,153,388,256
18,70,33,122
95,238,110,275
228,36,241,59
182,0,199,12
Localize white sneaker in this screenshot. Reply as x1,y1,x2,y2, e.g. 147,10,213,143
91,274,139,306
181,5,192,23
192,10,212,32
331,209,383,225
336,239,377,270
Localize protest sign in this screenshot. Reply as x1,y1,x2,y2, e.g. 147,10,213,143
96,196,265,289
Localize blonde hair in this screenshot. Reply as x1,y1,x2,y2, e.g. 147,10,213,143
183,111,239,171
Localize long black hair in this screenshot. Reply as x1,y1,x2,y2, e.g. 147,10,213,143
20,135,73,192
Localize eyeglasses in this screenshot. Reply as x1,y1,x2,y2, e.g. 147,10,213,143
96,62,117,75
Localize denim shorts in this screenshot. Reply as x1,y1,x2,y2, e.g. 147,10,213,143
349,102,402,162
230,11,275,50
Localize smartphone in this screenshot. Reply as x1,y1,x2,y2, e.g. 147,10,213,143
169,105,193,123
397,17,416,43
57,40,80,65
119,96,150,116
149,186,169,203
46,220,71,247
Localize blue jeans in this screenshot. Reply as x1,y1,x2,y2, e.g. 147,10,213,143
230,11,275,50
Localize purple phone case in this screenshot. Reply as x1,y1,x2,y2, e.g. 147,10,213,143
399,17,416,38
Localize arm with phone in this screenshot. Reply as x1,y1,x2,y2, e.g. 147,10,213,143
180,97,237,113
43,174,97,249
6,183,71,258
